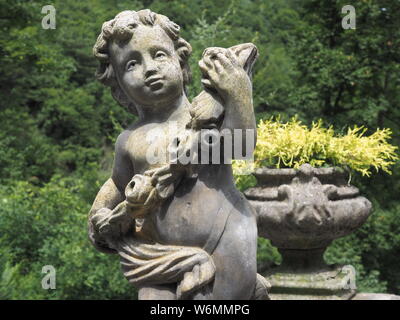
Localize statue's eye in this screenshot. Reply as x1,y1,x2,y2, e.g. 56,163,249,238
155,51,167,59
126,60,137,71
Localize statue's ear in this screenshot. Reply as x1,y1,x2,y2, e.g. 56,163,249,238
229,43,259,75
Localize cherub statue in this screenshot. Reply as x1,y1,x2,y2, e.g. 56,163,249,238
89,9,269,300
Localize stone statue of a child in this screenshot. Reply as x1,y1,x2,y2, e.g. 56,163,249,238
88,9,268,300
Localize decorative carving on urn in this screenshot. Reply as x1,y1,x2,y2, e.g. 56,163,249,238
246,163,372,251
244,163,372,299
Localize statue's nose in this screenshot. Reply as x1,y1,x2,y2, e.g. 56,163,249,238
143,58,158,78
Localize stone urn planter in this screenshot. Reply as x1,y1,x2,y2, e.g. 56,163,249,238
244,163,372,300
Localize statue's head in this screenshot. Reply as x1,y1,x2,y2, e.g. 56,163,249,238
93,9,192,115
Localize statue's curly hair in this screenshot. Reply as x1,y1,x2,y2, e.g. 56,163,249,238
93,9,192,115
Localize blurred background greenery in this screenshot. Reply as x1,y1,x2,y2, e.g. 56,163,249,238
0,0,399,299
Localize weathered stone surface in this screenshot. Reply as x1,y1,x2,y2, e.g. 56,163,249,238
352,293,400,300
87,9,265,300
245,164,372,250
264,264,356,300
245,163,372,300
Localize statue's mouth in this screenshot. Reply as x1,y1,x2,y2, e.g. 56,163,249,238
145,76,163,87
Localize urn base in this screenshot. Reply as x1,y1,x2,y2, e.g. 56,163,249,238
264,263,356,300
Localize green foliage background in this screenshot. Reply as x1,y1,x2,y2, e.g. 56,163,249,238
0,0,399,299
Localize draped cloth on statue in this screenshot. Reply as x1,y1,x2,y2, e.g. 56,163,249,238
115,235,216,299
110,187,269,300
111,184,239,300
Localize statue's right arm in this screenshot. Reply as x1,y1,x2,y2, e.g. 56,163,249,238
88,130,134,254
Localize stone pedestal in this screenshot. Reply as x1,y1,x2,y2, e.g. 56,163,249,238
352,293,400,300
264,249,356,300
266,268,356,300
245,164,372,300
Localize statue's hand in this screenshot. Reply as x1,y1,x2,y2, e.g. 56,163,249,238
90,202,133,238
144,164,186,199
91,207,113,236
199,48,251,102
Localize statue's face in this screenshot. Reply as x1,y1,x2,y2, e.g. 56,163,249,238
110,25,184,108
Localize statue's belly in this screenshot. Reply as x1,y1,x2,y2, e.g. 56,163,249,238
152,177,225,247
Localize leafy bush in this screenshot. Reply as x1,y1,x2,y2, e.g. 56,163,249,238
234,116,398,177
325,201,400,293
0,171,137,299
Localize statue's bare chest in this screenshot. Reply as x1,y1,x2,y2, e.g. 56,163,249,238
126,123,177,173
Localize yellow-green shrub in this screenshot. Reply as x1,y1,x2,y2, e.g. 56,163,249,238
233,117,398,184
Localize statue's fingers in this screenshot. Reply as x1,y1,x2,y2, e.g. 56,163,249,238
204,47,224,57
94,207,112,217
202,55,213,69
91,208,111,225
98,215,113,231
90,212,101,225
112,201,130,219
213,58,223,74
91,214,104,228
113,200,127,213
202,47,214,58
157,172,176,188
206,69,219,86
143,188,159,207
201,78,213,88
153,165,172,179
157,183,175,199
225,49,240,67
198,60,209,75
203,47,213,56
98,223,111,235
216,52,232,68
143,168,158,176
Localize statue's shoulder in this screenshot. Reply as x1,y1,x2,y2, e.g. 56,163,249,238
115,121,143,151
112,128,135,186
115,129,133,155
